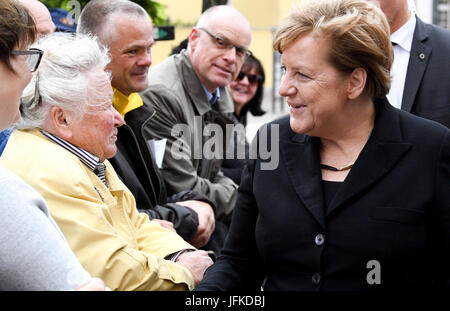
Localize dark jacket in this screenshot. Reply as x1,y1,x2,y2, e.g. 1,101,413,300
221,113,249,185
402,17,450,128
109,104,213,241
196,98,450,291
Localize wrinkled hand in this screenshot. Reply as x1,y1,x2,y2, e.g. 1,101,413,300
151,219,176,232
76,277,106,291
175,250,213,286
176,200,215,247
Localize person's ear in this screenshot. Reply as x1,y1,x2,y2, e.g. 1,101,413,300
50,106,73,140
347,67,367,100
188,28,200,52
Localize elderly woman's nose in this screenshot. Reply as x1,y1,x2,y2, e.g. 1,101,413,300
114,109,124,126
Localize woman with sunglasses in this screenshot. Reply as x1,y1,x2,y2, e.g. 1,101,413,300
222,55,266,185
229,54,266,127
0,0,103,290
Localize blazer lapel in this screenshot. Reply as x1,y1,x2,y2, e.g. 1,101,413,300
402,17,432,113
328,99,412,217
281,133,326,229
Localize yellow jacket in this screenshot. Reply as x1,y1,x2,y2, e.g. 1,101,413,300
0,129,195,290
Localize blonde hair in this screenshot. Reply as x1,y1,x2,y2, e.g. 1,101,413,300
273,0,393,99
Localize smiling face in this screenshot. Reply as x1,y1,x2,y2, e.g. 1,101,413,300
229,64,259,115
189,9,252,93
278,33,351,137
66,68,124,162
106,13,154,96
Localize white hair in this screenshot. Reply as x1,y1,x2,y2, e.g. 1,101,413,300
16,32,111,130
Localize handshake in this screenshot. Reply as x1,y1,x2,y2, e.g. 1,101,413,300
174,250,214,286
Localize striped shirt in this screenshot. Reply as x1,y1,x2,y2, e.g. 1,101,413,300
40,130,108,187
40,129,187,262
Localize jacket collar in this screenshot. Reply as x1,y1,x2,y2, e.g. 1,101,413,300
281,98,412,229
122,102,156,131
401,17,432,112
175,49,234,116
112,88,144,119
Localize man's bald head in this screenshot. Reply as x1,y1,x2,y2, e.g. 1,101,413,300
18,0,55,38
188,5,252,92
196,5,251,32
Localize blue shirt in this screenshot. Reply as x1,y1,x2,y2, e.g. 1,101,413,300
0,128,13,156
201,84,221,106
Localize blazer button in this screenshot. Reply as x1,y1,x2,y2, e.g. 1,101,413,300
312,273,321,285
419,53,426,60
315,233,325,246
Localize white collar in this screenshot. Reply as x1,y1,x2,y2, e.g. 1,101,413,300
390,13,416,53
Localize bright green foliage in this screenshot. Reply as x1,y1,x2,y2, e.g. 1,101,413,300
40,0,168,25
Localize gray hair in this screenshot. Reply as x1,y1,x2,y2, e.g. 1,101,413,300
16,32,111,130
76,0,149,45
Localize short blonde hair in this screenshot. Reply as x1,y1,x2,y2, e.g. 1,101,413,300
273,0,393,99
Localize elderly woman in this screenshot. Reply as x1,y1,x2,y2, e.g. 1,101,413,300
0,0,102,290
197,0,450,290
1,32,212,291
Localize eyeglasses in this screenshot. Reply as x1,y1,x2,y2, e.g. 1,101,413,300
20,71,42,109
236,71,262,84
198,28,252,60
11,48,44,72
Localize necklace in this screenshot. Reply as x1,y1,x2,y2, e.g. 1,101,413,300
320,162,355,171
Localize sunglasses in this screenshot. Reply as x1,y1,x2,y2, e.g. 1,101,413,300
11,48,44,72
236,71,262,84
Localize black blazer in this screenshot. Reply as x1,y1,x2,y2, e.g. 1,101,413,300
402,17,450,128
196,99,450,291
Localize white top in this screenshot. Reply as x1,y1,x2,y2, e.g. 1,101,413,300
387,14,416,110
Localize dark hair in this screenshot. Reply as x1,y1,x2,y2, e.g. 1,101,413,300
170,38,188,56
238,54,266,126
0,0,36,73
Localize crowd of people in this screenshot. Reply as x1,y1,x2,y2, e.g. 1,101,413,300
0,0,449,291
